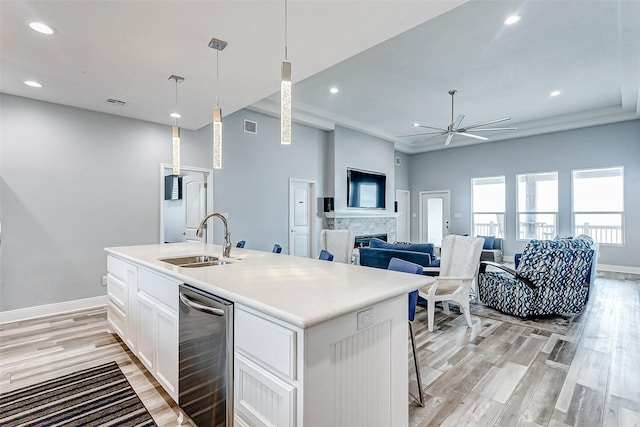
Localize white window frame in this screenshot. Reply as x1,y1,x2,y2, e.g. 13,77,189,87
471,176,505,238
516,171,558,241
571,166,624,246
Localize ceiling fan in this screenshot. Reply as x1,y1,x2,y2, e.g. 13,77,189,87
400,90,516,146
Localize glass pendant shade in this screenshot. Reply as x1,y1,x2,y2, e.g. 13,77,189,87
213,107,222,169
281,61,292,145
172,125,180,175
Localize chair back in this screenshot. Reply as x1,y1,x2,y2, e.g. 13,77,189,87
272,244,282,253
236,240,246,248
318,249,334,261
320,229,355,264
439,235,484,278
387,257,423,321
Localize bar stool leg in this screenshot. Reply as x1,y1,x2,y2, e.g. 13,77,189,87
409,320,425,407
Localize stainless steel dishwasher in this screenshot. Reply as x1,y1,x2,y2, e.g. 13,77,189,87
178,284,233,427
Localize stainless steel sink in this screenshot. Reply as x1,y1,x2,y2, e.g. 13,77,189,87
159,255,232,268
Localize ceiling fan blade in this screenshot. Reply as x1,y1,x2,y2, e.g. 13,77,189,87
466,127,518,132
465,117,511,129
458,132,488,141
397,131,447,137
453,114,465,129
417,125,448,132
444,133,454,146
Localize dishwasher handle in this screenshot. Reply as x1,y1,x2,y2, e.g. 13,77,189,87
179,292,225,316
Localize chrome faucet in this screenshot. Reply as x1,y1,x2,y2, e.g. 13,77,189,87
196,212,231,258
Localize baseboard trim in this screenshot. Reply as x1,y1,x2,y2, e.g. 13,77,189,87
597,264,640,275
0,296,108,324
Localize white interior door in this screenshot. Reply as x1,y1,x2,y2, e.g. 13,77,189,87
183,173,207,242
395,190,410,242
289,179,314,257
160,165,213,244
420,191,450,246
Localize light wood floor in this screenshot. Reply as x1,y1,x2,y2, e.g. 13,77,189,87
409,274,640,427
1,275,638,427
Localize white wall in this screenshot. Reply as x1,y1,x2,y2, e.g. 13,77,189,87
408,119,640,268
0,94,209,311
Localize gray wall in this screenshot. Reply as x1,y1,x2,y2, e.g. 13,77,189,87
408,119,640,268
331,125,396,213
0,94,209,311
394,151,411,191
206,108,328,254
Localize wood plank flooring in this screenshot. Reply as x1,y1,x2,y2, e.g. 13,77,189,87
0,274,638,426
408,274,640,427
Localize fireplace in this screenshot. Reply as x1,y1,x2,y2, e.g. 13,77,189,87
325,211,398,243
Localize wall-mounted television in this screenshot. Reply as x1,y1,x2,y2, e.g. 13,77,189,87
347,168,386,209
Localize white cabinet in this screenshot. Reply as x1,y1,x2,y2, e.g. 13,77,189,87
234,296,408,427
136,268,179,401
234,306,301,427
234,304,302,426
106,255,137,349
107,255,179,402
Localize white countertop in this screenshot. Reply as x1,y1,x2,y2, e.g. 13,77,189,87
105,242,433,329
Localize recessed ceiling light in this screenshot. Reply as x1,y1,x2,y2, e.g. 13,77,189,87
329,87,339,94
504,15,521,25
170,113,181,118
24,80,42,88
550,90,561,97
28,21,56,35
412,123,420,127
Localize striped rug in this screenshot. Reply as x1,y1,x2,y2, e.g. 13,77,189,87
0,361,156,427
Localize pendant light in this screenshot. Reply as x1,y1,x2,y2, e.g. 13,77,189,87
209,38,227,169
168,74,184,175
281,0,292,145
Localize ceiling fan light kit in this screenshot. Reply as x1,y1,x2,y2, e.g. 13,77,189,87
400,89,516,146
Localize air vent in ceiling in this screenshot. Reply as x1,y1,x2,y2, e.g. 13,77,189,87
244,119,257,134
106,98,127,106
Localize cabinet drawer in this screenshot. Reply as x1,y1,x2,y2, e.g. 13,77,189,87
137,268,178,312
107,300,126,340
235,353,296,427
236,308,297,380
107,275,126,311
107,255,129,282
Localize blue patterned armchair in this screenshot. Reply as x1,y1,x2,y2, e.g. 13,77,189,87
477,237,597,317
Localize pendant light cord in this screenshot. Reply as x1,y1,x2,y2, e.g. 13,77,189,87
216,50,220,108
284,0,288,61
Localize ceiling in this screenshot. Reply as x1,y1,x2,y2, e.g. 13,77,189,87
2,1,639,154
0,1,463,131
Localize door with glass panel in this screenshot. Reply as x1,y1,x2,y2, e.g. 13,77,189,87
420,191,450,246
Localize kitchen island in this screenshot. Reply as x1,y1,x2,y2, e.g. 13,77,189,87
105,242,433,427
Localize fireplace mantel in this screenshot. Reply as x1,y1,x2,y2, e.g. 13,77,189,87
324,211,400,219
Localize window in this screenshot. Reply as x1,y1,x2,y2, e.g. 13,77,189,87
517,172,558,240
472,176,505,238
572,167,624,245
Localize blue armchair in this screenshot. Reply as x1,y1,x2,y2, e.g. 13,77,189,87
478,236,597,317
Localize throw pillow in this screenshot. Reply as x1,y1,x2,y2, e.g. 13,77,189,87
479,235,495,250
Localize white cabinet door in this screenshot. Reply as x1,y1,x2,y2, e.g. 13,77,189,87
137,293,156,373
135,268,179,402
235,354,296,427
155,305,178,397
